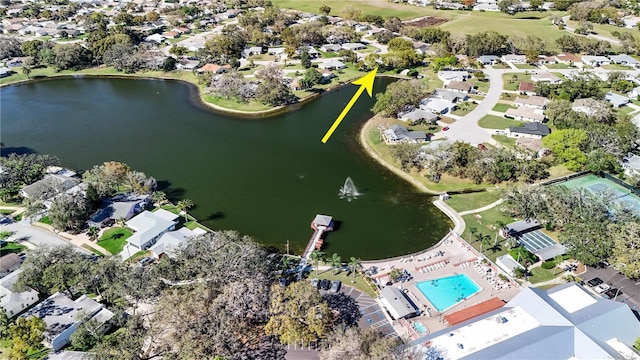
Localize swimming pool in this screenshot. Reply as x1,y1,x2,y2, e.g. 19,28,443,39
413,321,428,335
416,274,481,312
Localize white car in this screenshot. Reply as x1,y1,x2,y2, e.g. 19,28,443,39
594,284,610,294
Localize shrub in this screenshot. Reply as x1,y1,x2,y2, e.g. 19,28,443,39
541,261,556,270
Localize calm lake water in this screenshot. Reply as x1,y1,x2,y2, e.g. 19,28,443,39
0,77,451,259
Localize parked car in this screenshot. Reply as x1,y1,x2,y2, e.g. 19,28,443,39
310,278,320,289
602,288,622,299
0,216,12,225
138,257,154,267
442,126,450,131
478,144,487,150
586,277,603,287
594,284,610,294
330,280,342,293
320,279,331,290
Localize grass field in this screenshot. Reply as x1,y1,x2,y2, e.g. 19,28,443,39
492,134,517,147
492,103,516,112
97,227,133,255
502,73,532,91
0,242,26,254
444,191,501,213
311,269,377,297
478,115,523,129
451,101,477,116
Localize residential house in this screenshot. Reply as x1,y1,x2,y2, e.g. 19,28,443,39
474,3,499,11
144,33,166,43
517,137,544,154
628,86,640,99
383,124,427,143
20,174,80,201
505,107,545,122
341,43,366,51
0,270,39,318
320,44,342,52
23,292,114,351
445,81,474,93
519,82,536,95
176,59,199,71
436,1,464,10
514,95,548,110
0,254,20,278
572,98,602,116
554,53,581,66
621,154,640,177
530,72,562,84
477,55,499,65
582,55,610,67
318,59,346,70
88,195,149,228
501,54,527,64
197,63,231,74
605,92,630,108
125,209,179,250
149,227,205,259
267,47,285,56
411,283,640,360
420,97,456,114
433,89,467,103
608,54,640,68
162,30,180,39
319,69,336,83
437,70,470,85
242,46,262,58
506,122,550,139
296,46,319,58
398,109,439,125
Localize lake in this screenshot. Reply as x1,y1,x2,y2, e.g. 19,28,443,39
0,76,451,259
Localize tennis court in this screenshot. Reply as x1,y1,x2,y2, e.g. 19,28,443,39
560,175,640,213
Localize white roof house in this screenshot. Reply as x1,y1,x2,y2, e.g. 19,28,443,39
514,95,548,110
605,92,630,108
380,286,420,320
505,107,545,122
496,254,525,277
437,70,469,84
420,98,456,114
501,54,527,64
411,283,640,359
23,292,114,351
582,55,610,67
341,42,366,51
608,54,640,67
149,227,199,259
621,154,640,177
530,72,562,84
318,59,346,70
399,109,439,125
0,270,39,318
125,209,178,250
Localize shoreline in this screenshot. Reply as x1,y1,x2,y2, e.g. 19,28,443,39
0,66,367,118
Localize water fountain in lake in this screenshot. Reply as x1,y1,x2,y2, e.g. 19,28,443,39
339,177,360,202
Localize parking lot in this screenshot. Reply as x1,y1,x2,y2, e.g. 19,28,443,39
582,265,640,312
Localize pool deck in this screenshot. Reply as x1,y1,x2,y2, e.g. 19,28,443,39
362,232,522,339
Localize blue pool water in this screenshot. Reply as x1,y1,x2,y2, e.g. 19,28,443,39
416,274,481,312
413,321,428,334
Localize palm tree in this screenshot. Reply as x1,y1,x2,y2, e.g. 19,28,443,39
22,66,31,79
330,253,341,275
117,217,126,227
310,250,325,276
281,255,291,272
176,199,194,223
87,226,99,241
151,191,167,208
349,257,361,278
480,235,493,252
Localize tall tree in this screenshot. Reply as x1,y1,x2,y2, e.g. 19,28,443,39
330,253,341,275
609,222,640,278
176,198,194,223
348,257,361,278
264,281,333,345
372,79,430,117
310,250,325,276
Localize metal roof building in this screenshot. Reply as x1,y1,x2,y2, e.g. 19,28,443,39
411,283,640,359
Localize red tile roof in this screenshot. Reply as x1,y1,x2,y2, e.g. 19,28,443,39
519,82,535,92
444,297,505,326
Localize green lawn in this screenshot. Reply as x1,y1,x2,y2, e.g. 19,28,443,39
0,242,27,254
514,64,537,69
545,63,571,69
492,134,517,147
468,79,489,93
462,206,515,244
502,73,532,91
311,268,377,297
0,209,13,215
97,227,133,255
444,191,502,213
38,216,51,225
82,244,106,256
478,115,523,129
492,103,516,112
451,102,477,116
528,266,557,284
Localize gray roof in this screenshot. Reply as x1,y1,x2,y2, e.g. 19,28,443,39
385,124,426,142
0,269,39,318
45,351,91,360
90,199,143,224
505,219,540,234
399,109,439,122
412,284,640,359
535,244,568,261
508,122,550,137
433,89,465,102
605,92,630,107
380,286,419,319
478,55,499,63
149,227,196,258
312,214,333,227
20,174,79,199
0,253,20,273
609,54,639,65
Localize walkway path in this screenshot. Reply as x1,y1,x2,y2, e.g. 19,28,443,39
561,16,621,46
459,199,504,216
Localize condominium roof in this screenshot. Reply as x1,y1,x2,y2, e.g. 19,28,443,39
380,286,419,320
444,297,505,326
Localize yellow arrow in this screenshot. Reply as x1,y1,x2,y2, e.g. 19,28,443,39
321,68,378,143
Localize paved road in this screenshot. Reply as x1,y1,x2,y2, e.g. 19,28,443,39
561,16,621,45
1,221,83,250
581,265,640,312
